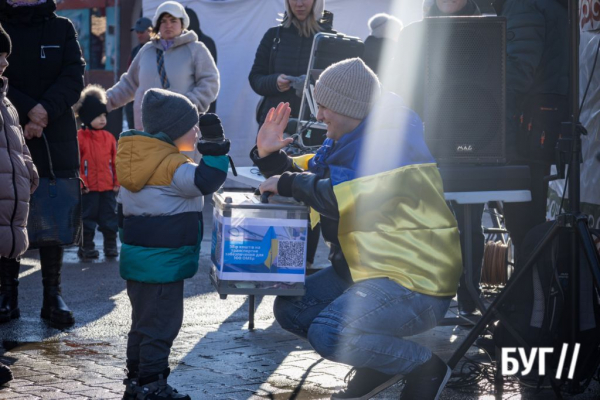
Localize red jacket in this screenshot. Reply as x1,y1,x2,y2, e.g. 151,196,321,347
78,128,118,192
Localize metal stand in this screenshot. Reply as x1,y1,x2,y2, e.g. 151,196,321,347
248,295,255,331
448,1,600,393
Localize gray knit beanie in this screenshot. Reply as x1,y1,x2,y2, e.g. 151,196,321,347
313,58,381,120
368,13,403,40
142,88,198,141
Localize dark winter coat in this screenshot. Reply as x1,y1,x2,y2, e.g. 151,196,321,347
0,77,39,259
361,36,391,75
0,0,85,179
492,0,569,158
249,11,334,125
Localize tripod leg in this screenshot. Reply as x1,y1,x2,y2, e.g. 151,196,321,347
569,223,581,392
495,344,503,394
448,221,561,369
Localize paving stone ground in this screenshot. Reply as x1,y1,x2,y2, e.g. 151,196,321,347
1,200,599,399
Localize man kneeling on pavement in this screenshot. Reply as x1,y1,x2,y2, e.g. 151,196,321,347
253,58,463,400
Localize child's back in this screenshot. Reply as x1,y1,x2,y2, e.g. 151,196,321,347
117,128,226,281
115,88,229,400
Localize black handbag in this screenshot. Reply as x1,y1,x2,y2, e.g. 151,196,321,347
27,134,83,248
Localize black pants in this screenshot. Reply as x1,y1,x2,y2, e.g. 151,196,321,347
126,280,184,377
82,191,118,238
503,162,551,263
452,202,485,313
125,102,135,130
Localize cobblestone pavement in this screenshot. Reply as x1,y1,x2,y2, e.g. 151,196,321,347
1,202,599,399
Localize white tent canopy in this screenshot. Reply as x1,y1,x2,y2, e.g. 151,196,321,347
142,0,422,167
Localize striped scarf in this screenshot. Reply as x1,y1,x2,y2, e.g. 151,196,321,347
156,49,170,89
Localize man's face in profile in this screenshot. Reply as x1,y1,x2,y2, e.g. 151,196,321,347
436,0,468,14
136,28,151,45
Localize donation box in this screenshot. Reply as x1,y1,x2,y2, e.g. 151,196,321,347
210,191,308,296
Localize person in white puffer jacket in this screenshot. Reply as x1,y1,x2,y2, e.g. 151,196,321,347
106,1,219,132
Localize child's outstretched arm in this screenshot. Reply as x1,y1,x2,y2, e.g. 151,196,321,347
171,156,229,198
193,155,229,194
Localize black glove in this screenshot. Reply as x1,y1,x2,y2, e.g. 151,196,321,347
197,139,230,156
198,113,230,156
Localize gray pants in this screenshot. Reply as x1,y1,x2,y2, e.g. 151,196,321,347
126,280,184,377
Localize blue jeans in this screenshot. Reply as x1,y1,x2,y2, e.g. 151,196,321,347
274,267,451,375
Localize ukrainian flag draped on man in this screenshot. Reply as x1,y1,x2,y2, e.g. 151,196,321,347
294,91,462,297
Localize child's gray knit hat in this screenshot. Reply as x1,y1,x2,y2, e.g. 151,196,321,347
142,88,198,141
313,58,381,120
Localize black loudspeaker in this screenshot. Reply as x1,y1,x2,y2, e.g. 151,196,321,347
423,17,506,164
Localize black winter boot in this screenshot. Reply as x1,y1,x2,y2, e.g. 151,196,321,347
78,231,99,260
0,361,13,386
138,368,190,399
40,246,75,327
122,363,139,400
0,258,20,323
104,231,119,258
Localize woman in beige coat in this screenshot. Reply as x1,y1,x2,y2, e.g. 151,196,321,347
0,23,38,386
106,1,219,131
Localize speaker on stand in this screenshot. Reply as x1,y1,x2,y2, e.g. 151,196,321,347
393,17,531,328
423,17,506,164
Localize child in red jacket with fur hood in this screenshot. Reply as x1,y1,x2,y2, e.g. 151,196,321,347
75,85,119,260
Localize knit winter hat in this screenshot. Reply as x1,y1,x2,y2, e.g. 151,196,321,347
368,13,403,41
142,88,198,141
0,23,11,56
152,1,190,30
314,58,381,120
284,0,324,21
76,85,108,128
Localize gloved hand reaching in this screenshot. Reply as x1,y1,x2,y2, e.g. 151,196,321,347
197,113,230,156
288,75,306,98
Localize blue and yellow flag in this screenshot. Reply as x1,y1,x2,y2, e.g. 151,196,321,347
309,93,462,297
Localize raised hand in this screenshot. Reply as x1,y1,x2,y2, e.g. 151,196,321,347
257,102,293,158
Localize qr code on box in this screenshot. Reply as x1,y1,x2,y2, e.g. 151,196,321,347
277,240,305,268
